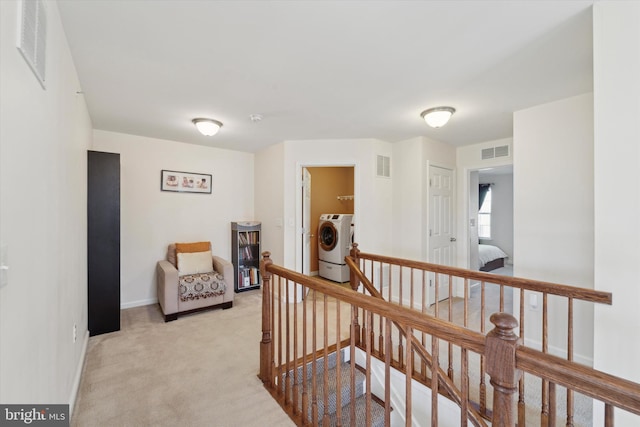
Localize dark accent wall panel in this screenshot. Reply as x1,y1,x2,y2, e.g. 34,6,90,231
88,150,121,336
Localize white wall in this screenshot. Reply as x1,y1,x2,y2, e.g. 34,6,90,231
0,0,92,408
93,130,255,307
592,2,640,425
255,142,285,266
456,138,513,270
513,93,594,363
392,137,424,260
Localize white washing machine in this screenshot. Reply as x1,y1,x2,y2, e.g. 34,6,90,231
318,214,353,282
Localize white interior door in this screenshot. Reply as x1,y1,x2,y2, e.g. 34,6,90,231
469,170,480,272
428,166,455,304
302,168,311,276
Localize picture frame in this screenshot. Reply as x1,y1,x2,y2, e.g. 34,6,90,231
161,169,212,194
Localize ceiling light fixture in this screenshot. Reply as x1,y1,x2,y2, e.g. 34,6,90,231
420,106,456,128
192,118,223,136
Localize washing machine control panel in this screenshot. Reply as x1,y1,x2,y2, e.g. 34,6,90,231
320,213,347,221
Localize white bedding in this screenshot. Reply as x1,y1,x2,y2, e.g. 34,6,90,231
478,244,508,268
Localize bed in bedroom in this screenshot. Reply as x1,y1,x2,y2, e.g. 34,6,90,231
478,244,508,272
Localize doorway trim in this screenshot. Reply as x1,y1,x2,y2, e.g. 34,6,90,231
462,163,513,271
294,161,359,275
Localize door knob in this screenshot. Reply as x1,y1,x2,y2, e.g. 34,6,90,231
450,237,457,242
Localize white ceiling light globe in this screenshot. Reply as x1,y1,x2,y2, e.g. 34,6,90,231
420,107,456,128
192,118,223,136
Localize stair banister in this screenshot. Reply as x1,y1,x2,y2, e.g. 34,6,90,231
346,253,488,427
259,251,273,386
351,249,612,304
260,250,640,426
351,243,614,424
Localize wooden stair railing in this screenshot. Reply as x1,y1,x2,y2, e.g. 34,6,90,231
516,346,640,423
345,255,488,427
260,251,492,426
349,243,616,425
260,251,640,426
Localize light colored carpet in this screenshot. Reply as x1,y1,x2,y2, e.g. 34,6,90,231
71,291,295,427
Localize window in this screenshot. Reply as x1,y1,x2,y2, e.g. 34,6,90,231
478,187,492,239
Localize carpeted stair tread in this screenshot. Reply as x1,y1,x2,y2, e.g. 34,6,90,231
327,394,386,427
300,360,365,421
282,350,386,427
282,352,384,427
280,351,339,388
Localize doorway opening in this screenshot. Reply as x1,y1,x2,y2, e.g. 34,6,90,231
468,165,513,275
298,166,355,278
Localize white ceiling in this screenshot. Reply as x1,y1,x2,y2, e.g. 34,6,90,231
57,0,594,153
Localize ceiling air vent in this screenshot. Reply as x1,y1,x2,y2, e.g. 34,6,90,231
495,145,509,158
377,155,390,178
17,0,47,89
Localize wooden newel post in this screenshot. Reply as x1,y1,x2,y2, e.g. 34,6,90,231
486,312,522,427
349,242,360,291
259,251,273,386
348,243,361,346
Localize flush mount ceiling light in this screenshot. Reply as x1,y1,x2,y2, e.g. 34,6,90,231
420,106,456,128
192,118,223,136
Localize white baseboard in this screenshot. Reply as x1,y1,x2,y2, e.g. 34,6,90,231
69,330,89,417
121,298,157,309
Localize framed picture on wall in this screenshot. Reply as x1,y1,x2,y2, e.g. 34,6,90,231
161,170,212,194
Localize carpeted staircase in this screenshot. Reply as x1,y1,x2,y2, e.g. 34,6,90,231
281,349,386,426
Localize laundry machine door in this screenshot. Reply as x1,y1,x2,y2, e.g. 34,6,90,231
319,221,338,252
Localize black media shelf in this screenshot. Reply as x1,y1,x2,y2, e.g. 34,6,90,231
231,221,261,292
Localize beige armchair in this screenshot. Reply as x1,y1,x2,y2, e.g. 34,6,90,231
157,241,233,322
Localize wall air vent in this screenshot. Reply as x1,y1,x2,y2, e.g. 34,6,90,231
495,145,509,158
376,155,390,178
481,148,495,160
17,0,47,89
481,145,510,160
